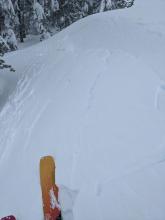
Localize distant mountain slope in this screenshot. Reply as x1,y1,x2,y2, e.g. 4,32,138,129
0,0,165,220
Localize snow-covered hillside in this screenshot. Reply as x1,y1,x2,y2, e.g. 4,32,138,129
0,0,165,219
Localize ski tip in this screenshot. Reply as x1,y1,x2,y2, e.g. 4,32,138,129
40,155,56,167
40,155,54,161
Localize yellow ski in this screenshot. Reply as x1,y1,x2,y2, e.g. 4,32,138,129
40,156,61,220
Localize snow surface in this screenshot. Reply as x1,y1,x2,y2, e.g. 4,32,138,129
0,0,165,219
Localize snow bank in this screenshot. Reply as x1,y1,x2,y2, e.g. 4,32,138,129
0,0,165,219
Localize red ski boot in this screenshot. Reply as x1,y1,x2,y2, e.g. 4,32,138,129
0,216,16,220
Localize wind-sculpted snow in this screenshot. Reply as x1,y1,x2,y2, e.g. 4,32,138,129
0,0,165,219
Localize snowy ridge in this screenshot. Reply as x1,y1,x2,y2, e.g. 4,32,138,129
0,0,165,219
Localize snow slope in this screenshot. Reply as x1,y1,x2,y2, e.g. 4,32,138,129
0,0,165,219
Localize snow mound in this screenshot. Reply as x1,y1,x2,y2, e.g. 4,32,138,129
0,0,165,219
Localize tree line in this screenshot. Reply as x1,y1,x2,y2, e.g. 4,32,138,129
0,0,134,71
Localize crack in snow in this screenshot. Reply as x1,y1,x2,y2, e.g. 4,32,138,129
86,49,111,111
155,83,165,112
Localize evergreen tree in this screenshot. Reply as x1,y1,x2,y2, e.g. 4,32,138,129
16,0,26,42
32,0,50,40
125,0,134,7
92,0,102,14
0,0,18,50
58,0,70,29
44,0,59,26
100,0,113,12
0,35,15,71
112,0,133,9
